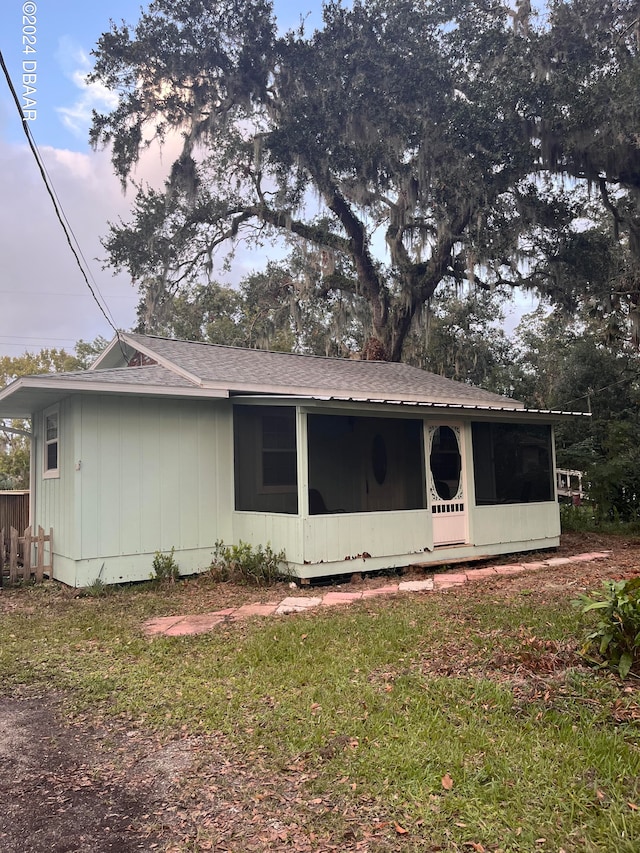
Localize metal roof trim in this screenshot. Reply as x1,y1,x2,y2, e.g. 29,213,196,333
229,393,590,417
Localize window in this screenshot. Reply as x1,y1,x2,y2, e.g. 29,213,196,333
261,413,297,489
234,406,298,513
43,407,59,478
472,422,554,505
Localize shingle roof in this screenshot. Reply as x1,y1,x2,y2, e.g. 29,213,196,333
35,364,197,388
120,333,523,408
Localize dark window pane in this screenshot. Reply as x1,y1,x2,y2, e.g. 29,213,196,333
430,426,461,500
46,442,58,471
263,415,295,450
263,450,297,486
472,422,553,505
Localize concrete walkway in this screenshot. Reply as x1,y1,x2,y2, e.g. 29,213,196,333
142,550,612,638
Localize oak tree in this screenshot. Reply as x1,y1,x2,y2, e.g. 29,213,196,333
90,0,554,360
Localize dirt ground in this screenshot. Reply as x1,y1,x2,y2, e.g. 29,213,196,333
1,532,639,853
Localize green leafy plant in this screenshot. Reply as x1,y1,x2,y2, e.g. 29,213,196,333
151,547,180,583
211,540,288,586
574,578,640,679
83,578,108,598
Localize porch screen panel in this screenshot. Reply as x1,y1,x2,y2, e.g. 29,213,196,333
307,414,424,514
471,422,554,505
234,406,298,514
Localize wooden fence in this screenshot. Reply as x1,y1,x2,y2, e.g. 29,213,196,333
0,491,29,546
0,526,53,586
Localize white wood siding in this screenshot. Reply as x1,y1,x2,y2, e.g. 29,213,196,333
77,395,228,558
34,397,78,585
35,395,233,585
232,512,303,564
302,510,432,564
471,502,561,546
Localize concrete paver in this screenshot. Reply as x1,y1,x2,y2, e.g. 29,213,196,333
398,579,434,592
164,614,227,636
142,550,613,636
464,568,498,580
494,565,527,575
232,603,279,618
275,596,322,615
433,572,467,589
322,591,364,606
362,584,399,598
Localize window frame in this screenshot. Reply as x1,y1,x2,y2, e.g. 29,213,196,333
257,410,298,494
43,405,60,480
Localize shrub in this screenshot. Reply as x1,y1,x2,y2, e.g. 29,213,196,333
560,503,640,535
573,578,640,679
211,540,289,585
151,547,180,583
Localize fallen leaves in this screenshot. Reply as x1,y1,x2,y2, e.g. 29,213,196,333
441,772,454,791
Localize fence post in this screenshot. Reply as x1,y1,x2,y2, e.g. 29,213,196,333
9,527,18,584
23,525,32,582
35,526,45,583
0,527,4,588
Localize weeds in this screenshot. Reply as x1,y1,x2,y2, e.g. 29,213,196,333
211,540,289,585
83,577,109,598
574,578,640,679
151,547,180,583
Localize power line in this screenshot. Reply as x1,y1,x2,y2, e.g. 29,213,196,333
0,47,127,356
560,372,640,410
0,335,79,345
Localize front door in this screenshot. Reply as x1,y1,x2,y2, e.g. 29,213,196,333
428,425,467,546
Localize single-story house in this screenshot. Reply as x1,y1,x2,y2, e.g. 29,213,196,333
0,333,585,587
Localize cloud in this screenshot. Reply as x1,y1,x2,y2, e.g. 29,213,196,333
0,138,138,356
0,130,277,358
55,40,119,139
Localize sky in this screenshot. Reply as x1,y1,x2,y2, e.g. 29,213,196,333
0,1,325,359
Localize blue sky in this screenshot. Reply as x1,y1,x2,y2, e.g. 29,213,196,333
0,1,325,357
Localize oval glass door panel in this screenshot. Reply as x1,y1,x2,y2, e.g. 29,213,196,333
430,426,461,501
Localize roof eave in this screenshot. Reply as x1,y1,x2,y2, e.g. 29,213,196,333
230,393,589,419
0,376,229,418
220,381,521,408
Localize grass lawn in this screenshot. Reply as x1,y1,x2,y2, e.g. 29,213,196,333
1,551,639,851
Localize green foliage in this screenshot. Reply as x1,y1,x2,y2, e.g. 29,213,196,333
537,1,640,342
574,578,640,679
82,578,109,598
89,0,566,361
559,504,594,533
151,547,180,583
211,539,288,585
514,306,640,523
560,504,640,535
405,283,517,394
0,338,109,490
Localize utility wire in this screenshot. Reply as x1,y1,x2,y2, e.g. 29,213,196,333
560,372,639,411
0,48,127,358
